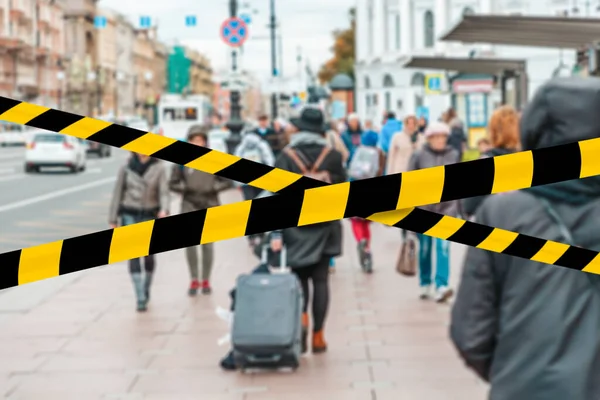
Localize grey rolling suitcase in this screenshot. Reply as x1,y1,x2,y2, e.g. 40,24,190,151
231,245,303,371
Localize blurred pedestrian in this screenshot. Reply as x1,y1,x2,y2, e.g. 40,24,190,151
269,106,346,354
341,113,364,165
170,126,233,296
417,116,428,134
379,111,403,155
108,153,170,312
462,106,520,218
323,121,349,166
408,122,459,302
450,76,600,400
445,108,467,161
477,137,491,155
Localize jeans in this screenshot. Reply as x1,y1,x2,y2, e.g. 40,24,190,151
417,234,450,289
121,213,156,275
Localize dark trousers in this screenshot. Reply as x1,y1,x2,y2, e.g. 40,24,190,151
293,257,330,332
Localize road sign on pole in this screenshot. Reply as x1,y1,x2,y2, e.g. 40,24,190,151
425,74,443,94
220,17,249,48
240,13,252,24
140,16,152,29
185,15,197,27
94,16,107,29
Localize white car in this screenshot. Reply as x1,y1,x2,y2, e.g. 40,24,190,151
0,122,33,146
124,117,150,132
24,132,87,173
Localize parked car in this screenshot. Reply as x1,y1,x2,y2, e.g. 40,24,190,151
25,132,87,173
0,122,33,147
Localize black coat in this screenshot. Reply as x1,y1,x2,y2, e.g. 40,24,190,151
272,143,346,268
254,127,286,156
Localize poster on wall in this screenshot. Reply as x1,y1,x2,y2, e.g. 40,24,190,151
331,100,347,120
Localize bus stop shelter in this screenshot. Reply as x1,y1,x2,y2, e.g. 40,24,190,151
403,56,527,106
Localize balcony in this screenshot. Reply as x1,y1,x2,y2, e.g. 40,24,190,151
10,0,33,24
0,37,25,52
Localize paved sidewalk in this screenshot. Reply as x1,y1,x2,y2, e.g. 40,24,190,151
0,190,488,400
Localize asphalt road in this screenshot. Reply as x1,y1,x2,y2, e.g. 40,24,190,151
0,145,132,313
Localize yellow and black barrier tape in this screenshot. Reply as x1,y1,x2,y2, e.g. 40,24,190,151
0,97,600,289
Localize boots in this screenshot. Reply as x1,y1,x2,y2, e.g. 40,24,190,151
131,273,147,312
312,330,327,354
301,313,309,354
144,272,153,303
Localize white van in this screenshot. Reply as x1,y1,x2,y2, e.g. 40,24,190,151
156,94,211,141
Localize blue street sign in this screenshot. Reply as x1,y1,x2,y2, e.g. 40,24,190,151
220,17,248,47
185,15,197,27
140,16,152,28
240,13,252,24
425,75,442,93
94,15,107,29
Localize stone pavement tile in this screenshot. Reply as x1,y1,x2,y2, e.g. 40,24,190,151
38,353,151,372
368,342,460,360
0,374,20,397
144,394,244,400
375,383,488,400
131,369,255,394
244,389,374,400
0,355,48,373
0,337,68,357
371,359,481,381
61,335,169,357
8,371,134,397
78,318,179,338
365,325,451,343
0,320,85,338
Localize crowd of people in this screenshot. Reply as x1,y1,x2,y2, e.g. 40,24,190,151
106,76,600,398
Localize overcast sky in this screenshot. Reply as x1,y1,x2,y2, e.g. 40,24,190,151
98,0,355,81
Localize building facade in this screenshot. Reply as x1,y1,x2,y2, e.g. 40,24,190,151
355,0,575,130
95,7,116,117
114,12,135,117
166,45,213,97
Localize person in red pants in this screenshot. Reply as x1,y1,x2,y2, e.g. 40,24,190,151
347,130,385,273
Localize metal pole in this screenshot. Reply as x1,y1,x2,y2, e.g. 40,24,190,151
225,0,245,154
270,0,278,119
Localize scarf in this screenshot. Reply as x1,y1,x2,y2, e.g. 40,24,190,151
128,154,156,176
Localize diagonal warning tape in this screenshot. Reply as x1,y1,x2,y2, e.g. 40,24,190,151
0,98,600,289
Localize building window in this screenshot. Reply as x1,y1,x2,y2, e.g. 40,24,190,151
410,72,425,87
383,74,394,88
366,95,371,107
383,0,390,51
385,92,392,111
395,14,401,50
463,6,475,15
424,10,434,48
364,76,371,89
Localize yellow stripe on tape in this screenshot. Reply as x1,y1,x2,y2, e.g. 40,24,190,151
121,133,178,155
477,228,519,253
109,221,155,264
397,166,444,210
60,117,112,139
492,151,534,194
201,200,252,244
298,183,350,226
19,240,62,285
186,150,240,174
583,253,600,275
425,216,466,240
579,138,600,179
531,241,570,265
249,169,302,193
0,102,49,124
368,208,414,226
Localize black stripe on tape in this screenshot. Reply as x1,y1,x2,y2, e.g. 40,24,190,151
502,234,547,259
151,140,211,166
245,192,305,235
345,174,402,218
27,109,84,132
216,158,275,184
0,97,21,114
0,250,20,290
59,230,114,275
394,208,444,232
555,246,597,271
531,142,581,187
87,123,145,148
278,176,325,195
447,221,495,248
441,157,495,202
149,209,207,254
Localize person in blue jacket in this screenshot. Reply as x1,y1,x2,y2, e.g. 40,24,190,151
378,111,403,155
340,113,363,165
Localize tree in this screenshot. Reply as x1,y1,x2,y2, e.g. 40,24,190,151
318,8,356,84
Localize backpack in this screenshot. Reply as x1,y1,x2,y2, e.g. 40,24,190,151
239,135,268,164
348,146,380,180
283,146,332,183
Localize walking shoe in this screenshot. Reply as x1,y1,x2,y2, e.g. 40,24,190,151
434,286,454,303
301,313,309,354
419,285,431,300
312,331,328,354
220,350,237,371
201,280,212,295
188,279,200,296
357,239,368,269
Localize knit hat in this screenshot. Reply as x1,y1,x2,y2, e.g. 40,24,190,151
361,131,379,147
424,121,450,137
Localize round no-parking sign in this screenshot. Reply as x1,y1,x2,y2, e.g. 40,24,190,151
220,17,249,48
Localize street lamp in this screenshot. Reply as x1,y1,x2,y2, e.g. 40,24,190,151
225,0,245,154
144,71,154,125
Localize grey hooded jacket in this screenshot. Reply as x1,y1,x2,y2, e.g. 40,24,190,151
450,76,600,400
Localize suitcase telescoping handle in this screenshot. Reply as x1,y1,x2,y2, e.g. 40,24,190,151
261,242,287,272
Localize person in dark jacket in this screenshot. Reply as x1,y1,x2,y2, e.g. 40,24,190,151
269,106,346,355
253,114,284,157
408,121,459,303
340,113,363,165
108,153,170,312
450,76,600,400
444,108,467,161
169,127,233,296
461,105,520,218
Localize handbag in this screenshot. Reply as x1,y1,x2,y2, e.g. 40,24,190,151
396,236,417,276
